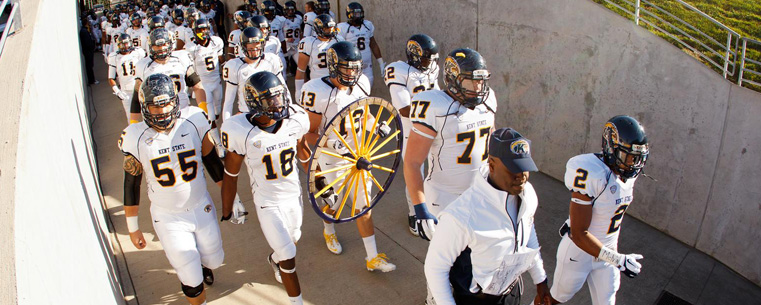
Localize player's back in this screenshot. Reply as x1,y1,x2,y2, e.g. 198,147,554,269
384,60,440,97
221,105,310,205
119,106,212,212
411,89,496,195
299,36,343,80
563,153,636,247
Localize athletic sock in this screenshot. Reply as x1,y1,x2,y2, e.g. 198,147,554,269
323,222,335,235
289,294,303,305
362,235,378,260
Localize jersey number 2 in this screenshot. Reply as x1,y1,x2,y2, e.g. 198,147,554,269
607,204,629,234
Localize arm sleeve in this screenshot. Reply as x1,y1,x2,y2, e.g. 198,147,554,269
424,214,470,305
123,171,142,206
108,56,118,80
222,83,237,121
526,224,547,284
389,83,412,110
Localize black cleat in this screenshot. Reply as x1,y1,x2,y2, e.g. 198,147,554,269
202,266,214,286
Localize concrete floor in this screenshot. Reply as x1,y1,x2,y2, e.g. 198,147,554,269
87,54,761,305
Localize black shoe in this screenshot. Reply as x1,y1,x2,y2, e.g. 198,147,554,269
202,266,214,286
408,215,419,237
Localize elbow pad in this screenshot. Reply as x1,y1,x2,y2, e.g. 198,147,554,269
186,72,202,87
124,172,142,206
202,148,225,182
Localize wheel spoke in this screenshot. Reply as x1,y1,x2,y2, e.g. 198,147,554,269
362,105,384,155
331,127,359,158
368,130,401,156
348,111,362,158
369,149,400,161
350,173,361,217
372,164,395,173
367,171,385,192
334,170,357,219
319,149,357,163
315,163,355,177
333,168,355,198
315,168,352,198
359,104,369,156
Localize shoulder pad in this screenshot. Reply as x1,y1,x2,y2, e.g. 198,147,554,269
119,123,149,157
564,154,610,198
183,106,211,139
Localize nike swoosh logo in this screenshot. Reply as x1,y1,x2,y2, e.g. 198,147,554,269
570,258,578,262
288,133,297,136
181,133,189,137
431,203,439,206
154,220,160,223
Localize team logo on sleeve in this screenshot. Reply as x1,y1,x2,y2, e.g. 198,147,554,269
610,185,618,194
510,139,530,155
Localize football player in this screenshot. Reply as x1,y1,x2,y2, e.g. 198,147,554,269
185,17,226,155
227,11,251,59
549,116,649,305
147,15,166,31
384,34,440,237
126,13,150,53
221,71,309,305
198,0,218,35
294,14,343,100
119,73,230,305
245,0,260,15
302,0,334,38
109,34,148,121
104,14,127,62
167,8,190,50
301,41,395,272
247,15,287,81
221,27,285,120
282,1,302,76
130,28,210,124
404,48,497,241
336,2,384,87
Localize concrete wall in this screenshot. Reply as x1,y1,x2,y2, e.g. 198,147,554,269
9,0,126,304
219,0,761,285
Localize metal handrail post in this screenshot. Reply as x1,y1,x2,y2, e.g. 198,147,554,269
739,39,747,86
0,0,18,59
723,32,731,79
635,0,641,25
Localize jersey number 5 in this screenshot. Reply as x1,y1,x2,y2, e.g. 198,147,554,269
150,150,198,187
456,127,490,164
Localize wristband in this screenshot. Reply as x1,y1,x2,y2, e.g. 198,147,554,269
598,246,623,267
126,216,139,233
377,58,384,68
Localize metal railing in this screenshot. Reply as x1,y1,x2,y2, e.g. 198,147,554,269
596,0,761,91
0,0,20,59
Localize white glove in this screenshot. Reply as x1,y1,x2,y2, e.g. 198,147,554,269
619,253,643,278
229,199,247,224
327,138,350,154
414,203,438,241
117,91,130,100
376,121,391,138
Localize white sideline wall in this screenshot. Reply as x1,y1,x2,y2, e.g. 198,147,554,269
218,0,761,286
12,0,125,304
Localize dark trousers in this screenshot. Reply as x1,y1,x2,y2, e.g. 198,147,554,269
84,51,95,85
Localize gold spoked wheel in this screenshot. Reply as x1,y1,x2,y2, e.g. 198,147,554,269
307,97,403,223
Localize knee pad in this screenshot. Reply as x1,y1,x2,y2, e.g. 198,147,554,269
181,282,204,298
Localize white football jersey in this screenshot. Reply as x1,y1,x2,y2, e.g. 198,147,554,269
301,75,371,147
268,15,287,42
298,36,343,80
220,105,310,205
135,52,196,108
337,21,375,69
108,48,147,92
410,89,497,195
222,54,284,113
228,29,241,58
264,36,282,56
384,60,440,108
563,153,636,247
166,21,178,34
282,16,303,53
172,24,192,45
185,36,224,83
119,106,213,212
106,24,127,48
125,26,150,52
302,11,335,37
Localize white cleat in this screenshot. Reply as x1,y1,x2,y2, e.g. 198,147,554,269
323,229,342,255
267,253,282,283
366,253,396,272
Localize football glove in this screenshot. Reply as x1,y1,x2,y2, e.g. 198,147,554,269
414,203,437,241
619,253,643,278
376,121,391,138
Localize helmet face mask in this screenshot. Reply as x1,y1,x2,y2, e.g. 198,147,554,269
131,13,142,27
117,34,135,54
240,27,266,60
172,8,184,24
314,14,336,39
261,1,276,20
193,18,211,42
140,74,181,131
285,1,296,18
444,49,490,109
247,15,271,37
346,2,364,25
602,117,649,179
149,29,174,60
406,34,439,72
233,11,252,29
327,41,363,87
244,72,290,121
315,0,330,14
148,16,166,30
